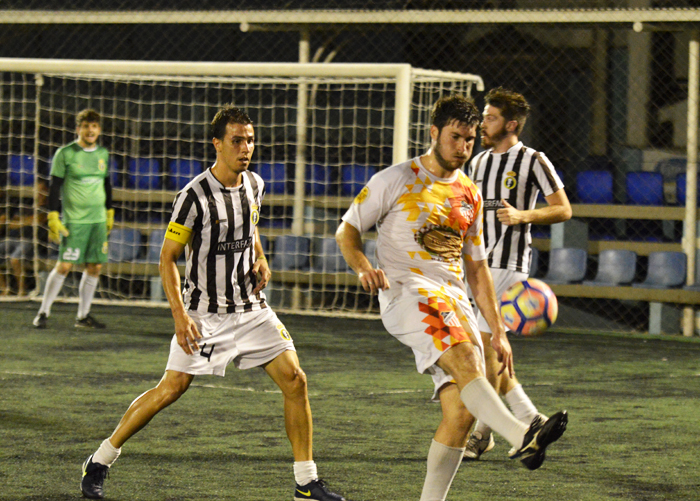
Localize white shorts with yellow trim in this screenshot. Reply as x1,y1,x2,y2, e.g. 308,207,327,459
165,307,295,377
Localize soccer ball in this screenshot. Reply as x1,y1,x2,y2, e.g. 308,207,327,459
500,278,558,336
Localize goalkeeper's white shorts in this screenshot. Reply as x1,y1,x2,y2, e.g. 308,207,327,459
165,307,295,377
378,282,484,398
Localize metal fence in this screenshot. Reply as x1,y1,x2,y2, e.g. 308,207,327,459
1,1,699,336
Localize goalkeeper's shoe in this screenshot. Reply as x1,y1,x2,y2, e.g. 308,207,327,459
294,479,347,501
510,410,568,470
75,315,106,329
81,455,108,499
33,312,48,329
463,430,495,460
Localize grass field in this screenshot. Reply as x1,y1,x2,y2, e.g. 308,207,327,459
1,300,699,501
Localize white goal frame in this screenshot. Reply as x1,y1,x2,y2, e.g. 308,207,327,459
0,58,483,316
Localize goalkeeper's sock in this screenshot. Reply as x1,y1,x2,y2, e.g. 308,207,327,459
460,377,527,449
38,268,67,316
505,384,541,424
293,460,318,487
77,272,99,320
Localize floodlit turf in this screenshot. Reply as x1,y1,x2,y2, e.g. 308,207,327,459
1,300,699,501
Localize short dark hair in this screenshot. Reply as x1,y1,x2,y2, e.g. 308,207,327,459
210,105,253,140
484,87,530,136
431,95,480,132
76,109,100,126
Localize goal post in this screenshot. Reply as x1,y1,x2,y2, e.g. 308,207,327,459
0,57,483,317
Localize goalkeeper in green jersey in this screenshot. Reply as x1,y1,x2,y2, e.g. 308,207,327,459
33,109,114,329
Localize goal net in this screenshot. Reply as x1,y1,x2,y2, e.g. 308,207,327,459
0,59,482,317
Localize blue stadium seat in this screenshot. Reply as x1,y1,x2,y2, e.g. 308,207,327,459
145,229,167,263
110,158,122,187
341,164,377,197
8,155,34,186
626,171,664,205
312,237,348,273
543,248,587,284
576,170,613,204
169,160,202,190
127,158,162,190
306,164,334,196
364,239,378,269
271,235,310,271
108,228,142,262
633,251,686,289
529,247,540,277
583,249,637,286
257,162,287,194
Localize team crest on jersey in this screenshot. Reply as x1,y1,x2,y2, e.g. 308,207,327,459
277,324,292,341
440,310,460,328
459,200,474,221
354,186,370,205
102,241,108,254
98,159,106,172
251,205,260,225
504,171,517,190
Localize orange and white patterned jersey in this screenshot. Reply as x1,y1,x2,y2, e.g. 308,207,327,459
341,156,486,296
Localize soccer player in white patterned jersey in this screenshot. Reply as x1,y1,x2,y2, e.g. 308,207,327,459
463,87,572,461
79,106,347,501
336,95,568,501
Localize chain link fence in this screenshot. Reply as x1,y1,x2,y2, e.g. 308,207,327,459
1,1,699,335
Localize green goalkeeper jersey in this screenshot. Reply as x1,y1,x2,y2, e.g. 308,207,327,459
50,141,110,224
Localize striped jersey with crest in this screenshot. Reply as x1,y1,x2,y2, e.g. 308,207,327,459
169,167,266,314
468,141,564,273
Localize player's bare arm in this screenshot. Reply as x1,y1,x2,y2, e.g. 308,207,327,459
464,258,514,377
497,188,572,226
251,227,271,295
159,237,201,355
335,221,390,293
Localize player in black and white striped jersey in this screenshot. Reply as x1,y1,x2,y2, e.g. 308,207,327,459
169,158,266,314
463,88,572,460
79,106,347,501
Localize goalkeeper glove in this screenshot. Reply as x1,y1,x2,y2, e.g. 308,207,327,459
106,208,115,235
47,211,69,243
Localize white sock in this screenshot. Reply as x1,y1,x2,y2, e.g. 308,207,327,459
293,460,318,487
92,438,121,467
460,377,527,449
77,272,99,319
38,268,67,316
504,384,542,425
420,440,465,501
503,384,539,426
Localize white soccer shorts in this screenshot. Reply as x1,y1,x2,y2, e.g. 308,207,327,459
379,283,484,397
165,307,295,377
476,268,529,333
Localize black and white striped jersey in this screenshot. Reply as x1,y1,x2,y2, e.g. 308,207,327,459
468,141,564,273
169,167,267,314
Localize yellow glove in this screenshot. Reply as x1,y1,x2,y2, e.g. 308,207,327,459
47,211,69,243
106,208,115,235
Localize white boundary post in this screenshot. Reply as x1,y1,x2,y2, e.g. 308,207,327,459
683,31,699,337
392,65,412,165
292,28,310,238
